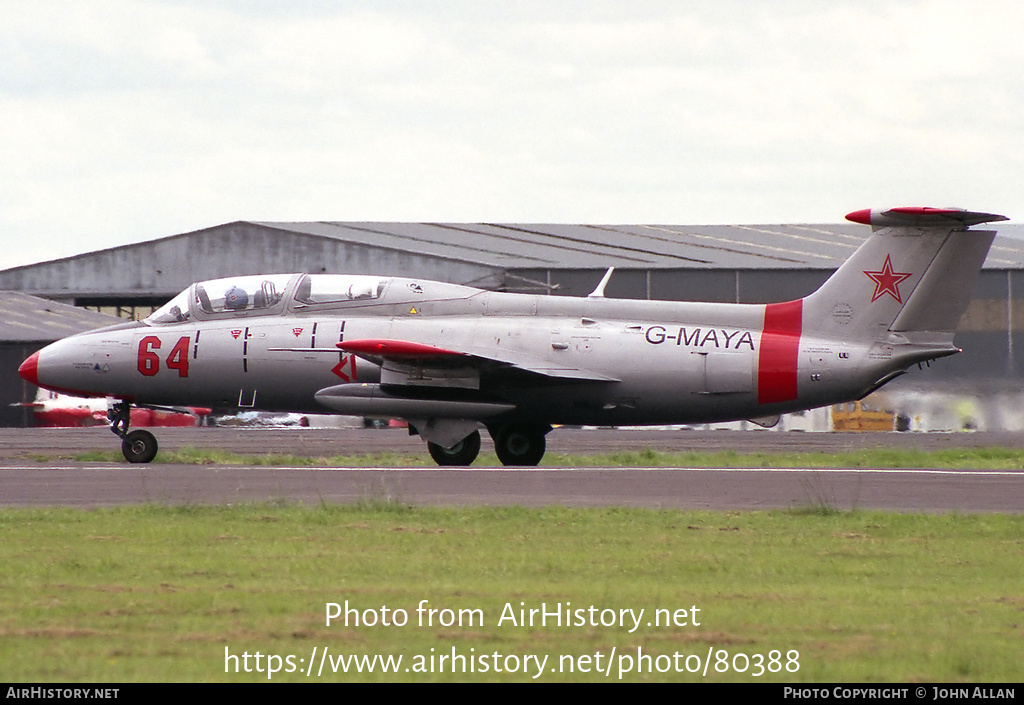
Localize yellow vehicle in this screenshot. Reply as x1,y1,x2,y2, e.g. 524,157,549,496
831,399,896,432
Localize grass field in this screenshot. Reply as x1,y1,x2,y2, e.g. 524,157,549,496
1,502,1021,682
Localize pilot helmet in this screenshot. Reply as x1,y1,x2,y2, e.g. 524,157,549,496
224,285,249,310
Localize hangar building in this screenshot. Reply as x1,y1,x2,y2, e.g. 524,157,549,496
2,219,1024,403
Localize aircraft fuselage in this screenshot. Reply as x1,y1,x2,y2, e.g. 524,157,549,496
25,277,933,426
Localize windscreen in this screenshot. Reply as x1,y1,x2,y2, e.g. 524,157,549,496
145,288,192,324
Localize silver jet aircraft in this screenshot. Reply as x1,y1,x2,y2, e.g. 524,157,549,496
18,207,1007,465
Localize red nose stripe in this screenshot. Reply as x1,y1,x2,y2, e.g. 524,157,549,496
18,351,40,386
758,300,802,405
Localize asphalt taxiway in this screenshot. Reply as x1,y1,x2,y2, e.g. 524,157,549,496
1,427,1022,512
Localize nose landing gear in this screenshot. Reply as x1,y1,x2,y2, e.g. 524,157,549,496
108,400,159,463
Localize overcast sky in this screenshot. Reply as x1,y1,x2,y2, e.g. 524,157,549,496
2,0,1022,269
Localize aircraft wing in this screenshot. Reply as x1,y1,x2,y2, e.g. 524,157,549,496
337,338,620,383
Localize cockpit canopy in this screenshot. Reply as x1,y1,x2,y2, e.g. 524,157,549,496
145,274,387,324
194,274,293,315
293,274,385,305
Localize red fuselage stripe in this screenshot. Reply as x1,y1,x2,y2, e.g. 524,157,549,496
758,300,802,404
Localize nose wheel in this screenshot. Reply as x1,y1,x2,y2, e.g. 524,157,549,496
121,429,159,464
108,401,159,463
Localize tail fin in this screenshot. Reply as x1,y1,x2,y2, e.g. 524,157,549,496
803,207,1007,342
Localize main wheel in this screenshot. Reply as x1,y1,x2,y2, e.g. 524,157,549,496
121,429,159,464
493,424,546,466
427,430,481,466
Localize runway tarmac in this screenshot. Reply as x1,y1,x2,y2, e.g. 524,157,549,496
1,427,1023,512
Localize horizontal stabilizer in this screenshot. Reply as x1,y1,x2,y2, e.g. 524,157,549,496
845,207,1008,228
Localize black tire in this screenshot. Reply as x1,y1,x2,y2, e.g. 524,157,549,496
427,430,481,467
121,429,159,464
494,424,546,466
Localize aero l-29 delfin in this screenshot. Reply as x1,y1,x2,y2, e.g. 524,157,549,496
18,207,1007,465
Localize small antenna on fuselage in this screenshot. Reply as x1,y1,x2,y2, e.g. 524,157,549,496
587,267,615,298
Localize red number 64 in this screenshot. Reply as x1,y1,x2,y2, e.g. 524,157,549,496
137,336,190,377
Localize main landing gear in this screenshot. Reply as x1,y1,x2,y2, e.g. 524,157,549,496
422,423,552,467
427,430,481,466
490,423,550,467
108,400,159,463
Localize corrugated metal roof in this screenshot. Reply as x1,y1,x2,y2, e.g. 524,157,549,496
0,292,119,342
257,221,1024,270
4,221,1024,295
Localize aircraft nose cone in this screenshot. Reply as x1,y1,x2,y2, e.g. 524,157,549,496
18,351,40,386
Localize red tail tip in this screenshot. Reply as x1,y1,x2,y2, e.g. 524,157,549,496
19,351,40,386
845,208,873,225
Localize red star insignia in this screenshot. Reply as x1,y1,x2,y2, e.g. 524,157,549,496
863,254,912,303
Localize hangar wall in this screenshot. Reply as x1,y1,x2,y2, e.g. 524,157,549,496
514,267,831,302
